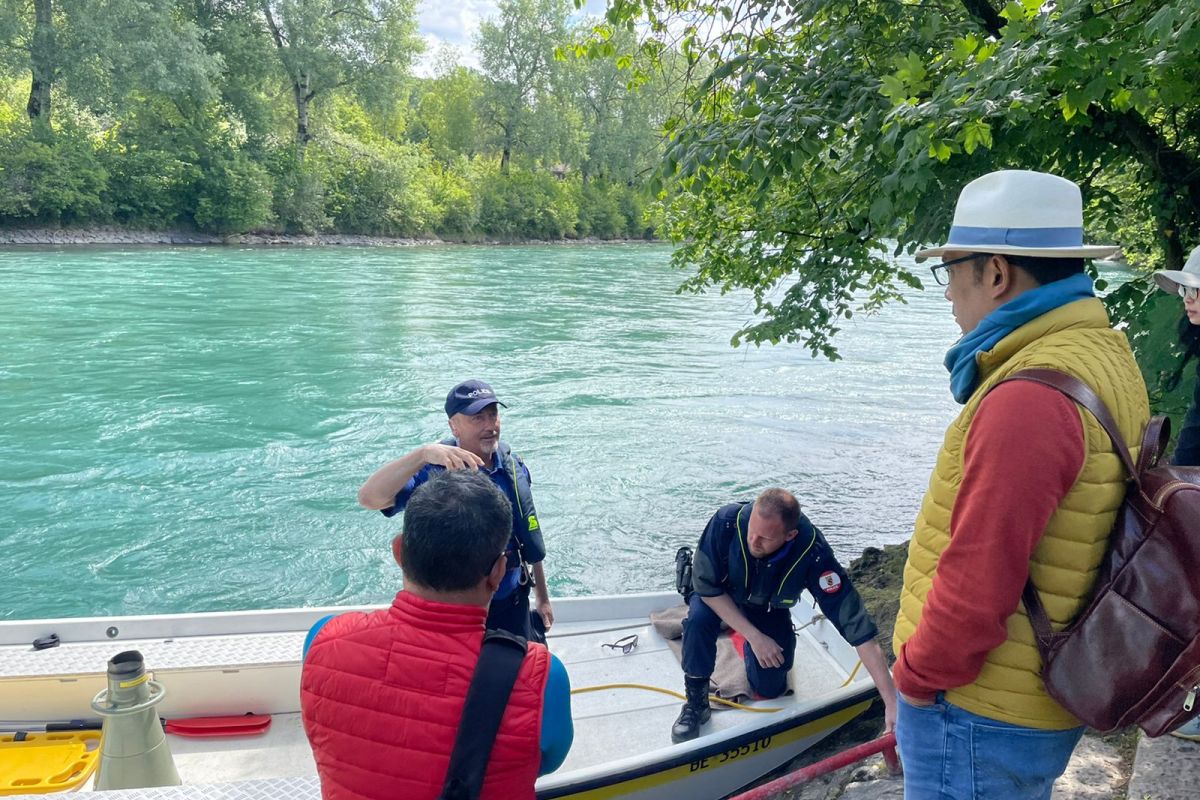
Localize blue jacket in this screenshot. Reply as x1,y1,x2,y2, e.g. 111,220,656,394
691,502,878,647
383,439,546,598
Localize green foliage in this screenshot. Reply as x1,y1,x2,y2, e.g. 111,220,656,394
316,134,437,236
193,150,274,234
476,166,579,239
0,123,107,224
578,180,625,238
603,0,1200,360
0,0,669,242
427,157,480,236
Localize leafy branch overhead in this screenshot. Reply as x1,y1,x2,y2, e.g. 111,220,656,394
596,0,1200,361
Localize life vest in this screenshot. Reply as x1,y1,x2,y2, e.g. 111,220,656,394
722,503,819,611
894,298,1150,729
300,590,551,800
440,437,546,565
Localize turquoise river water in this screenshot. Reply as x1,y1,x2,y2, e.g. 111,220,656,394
0,245,1125,620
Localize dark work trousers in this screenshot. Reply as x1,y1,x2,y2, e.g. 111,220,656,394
681,593,796,698
486,580,545,644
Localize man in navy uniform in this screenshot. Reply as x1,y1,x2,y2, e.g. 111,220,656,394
672,488,896,742
358,379,553,640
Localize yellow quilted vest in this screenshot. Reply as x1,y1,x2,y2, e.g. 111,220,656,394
893,297,1149,729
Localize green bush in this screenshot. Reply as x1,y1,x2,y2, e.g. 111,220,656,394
193,149,274,234
428,157,479,236
618,184,654,239
476,166,578,239
578,180,624,239
0,128,108,224
317,135,438,236
100,136,199,228
268,147,331,235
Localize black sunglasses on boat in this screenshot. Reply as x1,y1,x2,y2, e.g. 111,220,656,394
601,634,639,655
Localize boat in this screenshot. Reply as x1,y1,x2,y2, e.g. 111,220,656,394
0,591,883,799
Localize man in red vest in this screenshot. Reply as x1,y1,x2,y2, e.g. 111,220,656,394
301,470,573,800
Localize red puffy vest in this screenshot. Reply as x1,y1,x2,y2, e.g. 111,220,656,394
300,591,551,800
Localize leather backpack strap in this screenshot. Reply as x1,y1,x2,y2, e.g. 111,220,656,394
1022,578,1058,658
993,368,1138,660
437,630,530,800
996,368,1139,484
1136,416,1171,474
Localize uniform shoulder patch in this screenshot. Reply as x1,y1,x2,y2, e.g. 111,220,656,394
818,570,842,594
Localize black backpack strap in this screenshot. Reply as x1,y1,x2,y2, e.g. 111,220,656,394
437,629,530,800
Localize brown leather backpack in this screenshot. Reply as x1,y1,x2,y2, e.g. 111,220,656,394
1002,369,1200,736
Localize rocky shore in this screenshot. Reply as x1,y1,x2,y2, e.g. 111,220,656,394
0,228,660,247
745,541,1149,800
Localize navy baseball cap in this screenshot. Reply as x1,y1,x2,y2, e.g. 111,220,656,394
445,379,508,418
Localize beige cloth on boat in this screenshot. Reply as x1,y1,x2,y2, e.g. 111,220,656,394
650,603,761,704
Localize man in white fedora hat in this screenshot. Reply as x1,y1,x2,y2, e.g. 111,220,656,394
891,170,1150,798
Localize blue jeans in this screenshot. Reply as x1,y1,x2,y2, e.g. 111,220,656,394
895,693,1084,800
680,594,795,698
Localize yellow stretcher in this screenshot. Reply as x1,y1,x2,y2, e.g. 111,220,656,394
0,731,102,795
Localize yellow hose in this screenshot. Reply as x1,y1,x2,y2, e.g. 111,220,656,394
570,659,866,712
570,683,781,712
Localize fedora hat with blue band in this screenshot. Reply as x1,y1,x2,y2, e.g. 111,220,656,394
1152,245,1200,294
915,170,1120,262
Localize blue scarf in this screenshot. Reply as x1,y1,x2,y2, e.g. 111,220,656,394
944,272,1095,404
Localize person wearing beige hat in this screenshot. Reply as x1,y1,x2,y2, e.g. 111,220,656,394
892,170,1150,798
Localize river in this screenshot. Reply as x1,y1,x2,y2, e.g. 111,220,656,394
1,244,1120,619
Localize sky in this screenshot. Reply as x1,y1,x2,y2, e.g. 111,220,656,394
415,0,610,74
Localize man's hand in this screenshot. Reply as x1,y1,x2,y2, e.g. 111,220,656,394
531,563,553,632
536,597,554,632
421,443,484,470
882,693,897,733
748,632,786,669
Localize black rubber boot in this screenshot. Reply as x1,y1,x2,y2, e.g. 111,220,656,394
671,675,712,743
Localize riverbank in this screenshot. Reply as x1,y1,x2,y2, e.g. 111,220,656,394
0,228,662,247
748,541,1150,800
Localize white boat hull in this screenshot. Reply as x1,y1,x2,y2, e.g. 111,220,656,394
1,591,882,799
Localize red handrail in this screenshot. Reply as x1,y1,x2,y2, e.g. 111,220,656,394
727,733,900,800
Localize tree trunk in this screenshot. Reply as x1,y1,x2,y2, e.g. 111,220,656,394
27,0,54,130
500,144,511,174
293,77,312,149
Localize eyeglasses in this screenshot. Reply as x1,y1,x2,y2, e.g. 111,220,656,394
1180,285,1199,302
930,253,984,286
601,634,639,655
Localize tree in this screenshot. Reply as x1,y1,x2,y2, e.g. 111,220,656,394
600,0,1200,371
257,0,422,149
476,0,570,172
0,0,219,133
409,47,484,161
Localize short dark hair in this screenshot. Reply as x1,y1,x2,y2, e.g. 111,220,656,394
401,471,512,591
972,254,1086,286
755,488,801,531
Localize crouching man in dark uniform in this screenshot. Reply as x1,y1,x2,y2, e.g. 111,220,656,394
672,488,897,743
